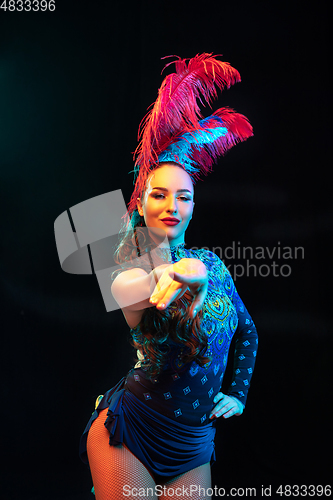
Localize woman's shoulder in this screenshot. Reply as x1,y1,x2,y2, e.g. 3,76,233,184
188,246,223,267
188,246,232,280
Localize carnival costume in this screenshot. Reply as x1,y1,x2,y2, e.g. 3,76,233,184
79,53,258,492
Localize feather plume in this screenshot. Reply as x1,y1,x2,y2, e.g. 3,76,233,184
158,110,253,181
127,53,253,218
134,53,241,173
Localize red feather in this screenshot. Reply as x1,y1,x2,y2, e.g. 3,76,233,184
181,109,253,181
134,53,241,172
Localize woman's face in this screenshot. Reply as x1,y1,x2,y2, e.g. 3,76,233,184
137,164,195,247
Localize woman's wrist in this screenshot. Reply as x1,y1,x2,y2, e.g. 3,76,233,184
147,264,172,297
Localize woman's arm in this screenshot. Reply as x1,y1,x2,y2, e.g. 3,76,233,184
210,255,258,418
226,288,258,407
111,258,208,319
111,264,171,311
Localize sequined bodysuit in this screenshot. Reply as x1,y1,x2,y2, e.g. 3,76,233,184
80,242,258,479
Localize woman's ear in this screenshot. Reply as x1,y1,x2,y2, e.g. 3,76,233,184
137,197,143,216
189,202,194,221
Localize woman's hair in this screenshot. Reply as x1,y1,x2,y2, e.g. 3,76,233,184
111,164,211,379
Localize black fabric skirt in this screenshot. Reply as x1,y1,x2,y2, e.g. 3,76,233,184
79,373,217,479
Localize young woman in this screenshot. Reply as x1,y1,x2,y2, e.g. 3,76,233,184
79,54,258,500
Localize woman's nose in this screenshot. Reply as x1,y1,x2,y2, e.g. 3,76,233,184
166,196,178,213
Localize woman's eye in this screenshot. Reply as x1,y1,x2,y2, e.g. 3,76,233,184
151,194,190,201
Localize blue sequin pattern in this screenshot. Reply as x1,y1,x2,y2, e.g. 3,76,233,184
127,242,258,425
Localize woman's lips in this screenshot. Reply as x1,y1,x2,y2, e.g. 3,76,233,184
161,219,180,226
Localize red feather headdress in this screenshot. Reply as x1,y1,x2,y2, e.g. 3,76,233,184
126,53,253,219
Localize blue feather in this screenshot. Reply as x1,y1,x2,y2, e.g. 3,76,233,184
158,116,228,174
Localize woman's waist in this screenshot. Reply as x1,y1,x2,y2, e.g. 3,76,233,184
124,367,220,427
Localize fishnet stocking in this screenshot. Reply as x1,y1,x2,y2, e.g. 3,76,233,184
87,407,212,500
87,408,157,499
158,463,212,499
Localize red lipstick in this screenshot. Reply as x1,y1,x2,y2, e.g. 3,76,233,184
161,217,180,226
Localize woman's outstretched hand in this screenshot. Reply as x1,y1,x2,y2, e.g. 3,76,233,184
149,258,208,319
209,393,244,420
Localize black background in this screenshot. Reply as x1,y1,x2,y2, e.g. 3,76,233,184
1,1,331,499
